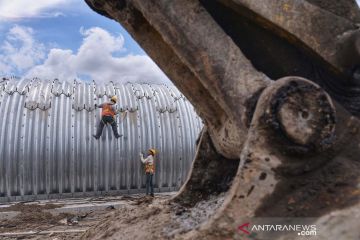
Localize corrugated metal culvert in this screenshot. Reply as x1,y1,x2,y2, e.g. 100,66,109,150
0,77,202,202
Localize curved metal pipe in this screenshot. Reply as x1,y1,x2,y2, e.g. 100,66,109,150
0,78,202,202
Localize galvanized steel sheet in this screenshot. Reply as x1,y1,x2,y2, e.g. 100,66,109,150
0,77,202,202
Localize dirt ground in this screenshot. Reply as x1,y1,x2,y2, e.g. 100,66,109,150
0,201,103,240
81,193,225,240
1,191,360,240
0,192,224,240
0,194,180,240
0,203,70,233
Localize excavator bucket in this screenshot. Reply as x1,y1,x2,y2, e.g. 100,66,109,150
85,0,360,239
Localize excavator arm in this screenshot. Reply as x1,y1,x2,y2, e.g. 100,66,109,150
85,0,360,239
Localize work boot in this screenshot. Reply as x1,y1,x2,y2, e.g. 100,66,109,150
114,134,121,139
92,134,100,140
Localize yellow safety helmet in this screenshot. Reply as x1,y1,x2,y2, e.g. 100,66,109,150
110,96,118,103
148,148,156,155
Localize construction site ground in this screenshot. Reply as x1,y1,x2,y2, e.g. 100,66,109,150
0,193,176,240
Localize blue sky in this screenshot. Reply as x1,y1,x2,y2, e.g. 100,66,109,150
0,0,170,84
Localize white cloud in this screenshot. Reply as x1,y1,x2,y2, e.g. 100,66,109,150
0,0,72,21
0,25,46,74
25,27,170,84
0,25,170,84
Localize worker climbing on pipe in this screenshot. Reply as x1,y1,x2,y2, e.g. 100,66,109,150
140,148,156,197
93,96,121,139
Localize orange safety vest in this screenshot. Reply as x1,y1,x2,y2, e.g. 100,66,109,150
101,103,115,117
145,163,155,174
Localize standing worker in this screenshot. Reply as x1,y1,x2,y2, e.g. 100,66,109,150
140,149,156,197
93,96,121,139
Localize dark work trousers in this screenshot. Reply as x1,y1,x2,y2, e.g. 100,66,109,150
146,173,154,195
95,115,120,138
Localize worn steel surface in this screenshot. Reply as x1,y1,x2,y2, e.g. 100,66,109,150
82,0,360,239
0,77,202,203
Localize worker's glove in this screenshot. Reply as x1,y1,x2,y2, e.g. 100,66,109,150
139,153,143,157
